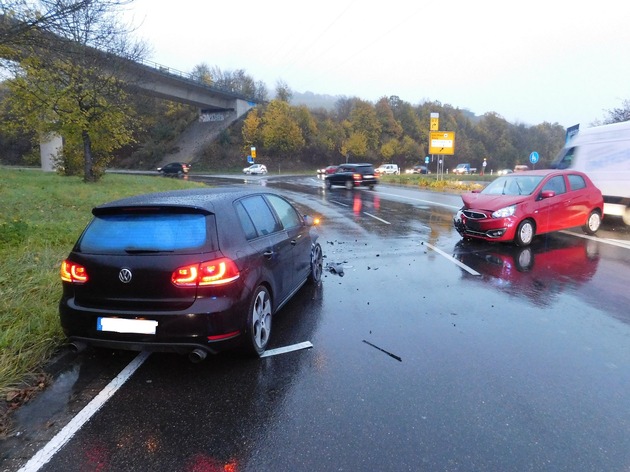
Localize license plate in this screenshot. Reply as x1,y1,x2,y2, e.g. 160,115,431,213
97,317,158,334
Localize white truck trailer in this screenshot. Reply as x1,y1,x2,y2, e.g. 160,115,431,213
551,121,630,225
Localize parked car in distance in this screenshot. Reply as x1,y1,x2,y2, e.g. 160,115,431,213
324,163,378,190
59,188,324,360
453,169,604,246
157,162,190,177
514,165,529,172
405,165,429,174
317,165,339,175
375,164,400,175
243,164,268,175
452,163,477,175
497,169,513,176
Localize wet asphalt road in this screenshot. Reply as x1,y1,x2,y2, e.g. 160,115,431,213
2,175,630,472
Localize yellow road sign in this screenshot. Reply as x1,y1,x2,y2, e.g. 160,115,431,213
429,131,455,155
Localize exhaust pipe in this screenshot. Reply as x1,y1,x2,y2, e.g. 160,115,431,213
69,341,88,353
188,348,207,363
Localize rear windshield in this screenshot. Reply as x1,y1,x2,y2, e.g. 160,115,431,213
78,213,209,253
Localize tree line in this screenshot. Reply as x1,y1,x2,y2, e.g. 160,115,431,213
1,1,629,181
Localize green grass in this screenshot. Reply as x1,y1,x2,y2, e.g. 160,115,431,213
0,168,205,395
377,173,491,191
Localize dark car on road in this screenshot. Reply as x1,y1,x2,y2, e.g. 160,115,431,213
59,188,323,361
324,163,378,190
453,169,603,246
157,162,190,177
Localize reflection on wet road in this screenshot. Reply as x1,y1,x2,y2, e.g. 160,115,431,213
3,176,630,472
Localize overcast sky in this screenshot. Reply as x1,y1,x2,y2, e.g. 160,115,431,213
126,0,630,128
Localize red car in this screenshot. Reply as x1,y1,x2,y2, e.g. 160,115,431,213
453,169,604,246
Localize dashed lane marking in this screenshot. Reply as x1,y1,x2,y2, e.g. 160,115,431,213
261,341,313,358
425,242,481,276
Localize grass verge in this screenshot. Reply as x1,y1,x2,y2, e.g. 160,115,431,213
0,168,205,406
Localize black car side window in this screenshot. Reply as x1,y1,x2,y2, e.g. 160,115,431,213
235,202,258,240
240,196,282,237
266,195,301,229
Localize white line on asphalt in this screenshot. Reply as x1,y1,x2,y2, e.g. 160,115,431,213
260,341,313,358
331,200,349,207
363,212,391,224
376,191,461,210
560,230,630,250
425,243,481,276
18,351,150,472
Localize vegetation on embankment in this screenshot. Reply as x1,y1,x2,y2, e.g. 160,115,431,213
0,169,205,401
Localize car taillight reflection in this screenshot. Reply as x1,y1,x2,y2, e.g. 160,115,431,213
172,258,240,287
60,260,89,283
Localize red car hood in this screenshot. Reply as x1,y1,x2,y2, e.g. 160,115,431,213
461,193,528,211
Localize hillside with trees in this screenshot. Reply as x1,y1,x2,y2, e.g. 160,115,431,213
1,2,628,177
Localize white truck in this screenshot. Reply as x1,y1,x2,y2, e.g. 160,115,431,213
551,120,630,225
452,163,477,175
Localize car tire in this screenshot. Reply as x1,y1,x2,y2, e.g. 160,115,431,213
309,243,323,284
368,184,375,190
244,285,272,356
515,219,535,247
325,180,332,190
345,180,354,190
582,210,601,235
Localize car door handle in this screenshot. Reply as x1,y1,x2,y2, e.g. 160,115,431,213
263,250,274,259
291,239,298,246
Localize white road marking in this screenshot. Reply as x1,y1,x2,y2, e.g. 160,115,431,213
331,200,349,207
560,230,630,250
376,191,461,210
363,212,391,224
425,242,481,276
260,341,313,358
18,351,150,472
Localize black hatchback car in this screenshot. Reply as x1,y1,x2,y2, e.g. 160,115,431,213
157,162,190,177
324,163,378,190
59,188,323,360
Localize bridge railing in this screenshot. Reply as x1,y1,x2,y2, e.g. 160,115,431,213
135,57,260,103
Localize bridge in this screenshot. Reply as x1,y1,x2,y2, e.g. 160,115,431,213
39,55,261,170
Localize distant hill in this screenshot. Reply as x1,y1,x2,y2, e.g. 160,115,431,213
291,91,340,111
291,90,482,122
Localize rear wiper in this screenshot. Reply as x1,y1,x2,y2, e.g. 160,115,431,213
124,247,173,254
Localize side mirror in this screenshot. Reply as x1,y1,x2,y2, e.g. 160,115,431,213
540,190,556,199
304,215,320,226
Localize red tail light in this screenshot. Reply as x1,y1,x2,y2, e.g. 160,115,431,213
61,260,89,283
172,258,240,287
353,173,362,181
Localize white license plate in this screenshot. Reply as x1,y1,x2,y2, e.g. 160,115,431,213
97,317,158,334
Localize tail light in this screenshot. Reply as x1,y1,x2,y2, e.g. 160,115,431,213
353,173,362,182
172,257,240,287
61,260,89,283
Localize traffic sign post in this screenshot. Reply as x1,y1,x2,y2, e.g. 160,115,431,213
529,151,539,169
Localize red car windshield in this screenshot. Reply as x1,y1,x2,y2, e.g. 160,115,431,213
482,175,544,196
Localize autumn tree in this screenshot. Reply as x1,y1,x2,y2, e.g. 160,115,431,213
2,0,147,181
260,99,304,158
241,107,261,149
348,99,381,153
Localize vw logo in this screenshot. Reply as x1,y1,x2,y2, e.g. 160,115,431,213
119,268,133,283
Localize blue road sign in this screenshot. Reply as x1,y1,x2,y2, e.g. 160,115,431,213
425,156,430,164
529,151,539,164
